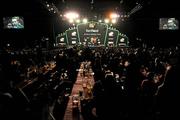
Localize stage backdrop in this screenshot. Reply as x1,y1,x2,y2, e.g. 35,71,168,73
56,21,129,47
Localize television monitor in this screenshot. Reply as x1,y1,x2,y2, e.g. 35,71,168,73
3,16,24,29
159,18,179,30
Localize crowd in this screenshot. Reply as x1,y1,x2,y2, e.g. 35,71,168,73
0,47,80,120
90,46,180,120
0,46,179,120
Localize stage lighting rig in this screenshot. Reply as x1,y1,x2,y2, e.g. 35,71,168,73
40,0,59,15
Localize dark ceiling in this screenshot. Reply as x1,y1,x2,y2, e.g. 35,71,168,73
1,0,179,19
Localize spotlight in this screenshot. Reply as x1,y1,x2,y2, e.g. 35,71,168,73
98,20,102,22
69,19,74,23
50,8,54,11
104,18,110,23
111,19,117,24
64,12,79,19
110,13,119,19
7,43,10,47
82,18,88,23
76,19,80,23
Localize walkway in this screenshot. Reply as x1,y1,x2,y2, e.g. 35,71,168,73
63,62,95,120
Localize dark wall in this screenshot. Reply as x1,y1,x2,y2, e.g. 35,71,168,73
0,0,54,49
127,0,180,47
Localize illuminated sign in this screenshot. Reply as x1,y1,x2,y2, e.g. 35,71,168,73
105,28,119,47
85,29,99,32
66,28,79,45
56,33,67,46
117,34,129,47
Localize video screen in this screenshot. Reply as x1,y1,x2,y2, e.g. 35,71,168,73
3,16,24,29
159,18,179,30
